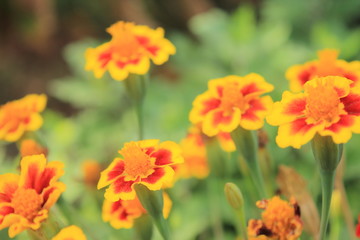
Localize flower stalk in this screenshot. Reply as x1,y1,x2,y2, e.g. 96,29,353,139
124,74,148,140
231,126,267,199
311,134,343,240
134,184,170,240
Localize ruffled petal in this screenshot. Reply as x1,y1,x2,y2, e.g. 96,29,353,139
202,108,241,136
140,167,174,191
98,158,125,189
240,96,272,130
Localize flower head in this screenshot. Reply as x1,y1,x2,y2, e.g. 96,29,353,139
176,126,209,179
247,196,303,240
98,140,183,201
267,76,360,148
82,160,101,187
102,192,172,229
20,139,48,157
189,74,273,137
286,49,360,92
0,154,65,238
52,225,87,240
356,214,360,238
85,21,176,81
0,94,47,142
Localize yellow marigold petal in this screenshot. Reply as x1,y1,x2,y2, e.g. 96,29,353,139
162,192,172,219
0,174,19,197
2,214,25,238
140,166,175,191
266,91,306,126
52,225,87,240
217,132,236,152
202,108,241,136
104,179,137,201
97,158,124,190
42,182,66,209
18,154,46,187
157,141,184,165
304,76,351,98
240,96,273,130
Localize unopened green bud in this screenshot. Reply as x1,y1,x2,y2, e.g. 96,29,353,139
224,182,244,210
311,134,342,172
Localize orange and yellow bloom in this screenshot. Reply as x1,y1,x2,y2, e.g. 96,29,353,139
189,74,273,136
0,154,65,238
98,140,183,201
85,21,176,81
52,225,87,240
82,160,101,187
20,139,48,157
267,76,360,148
102,192,172,229
286,49,360,92
0,94,47,142
247,196,302,240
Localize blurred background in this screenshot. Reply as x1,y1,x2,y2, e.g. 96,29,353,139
1,0,360,239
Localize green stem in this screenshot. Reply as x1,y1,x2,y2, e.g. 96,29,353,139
134,214,153,240
27,229,47,240
236,209,248,240
319,170,335,240
134,184,170,240
230,127,267,199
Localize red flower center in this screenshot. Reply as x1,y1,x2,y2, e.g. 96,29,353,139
12,188,43,221
120,142,153,178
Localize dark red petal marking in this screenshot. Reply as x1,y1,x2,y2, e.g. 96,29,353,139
119,210,129,220
35,168,56,193
325,115,354,133
98,51,112,68
107,161,125,182
242,99,266,121
152,149,172,166
24,163,40,190
216,86,224,97
212,110,234,126
145,147,155,155
298,65,316,85
342,93,360,115
343,72,358,82
42,186,56,205
0,193,11,203
136,36,149,45
116,58,140,69
241,83,260,96
111,201,122,213
141,168,166,184
200,98,221,116
290,118,315,135
146,46,159,56
0,206,14,223
283,98,306,115
113,178,135,194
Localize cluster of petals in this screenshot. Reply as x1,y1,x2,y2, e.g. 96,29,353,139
85,21,176,81
0,94,47,142
286,49,360,92
97,139,183,201
0,154,65,238
356,214,360,238
267,76,360,148
102,192,172,229
189,74,273,137
52,225,87,240
247,196,303,240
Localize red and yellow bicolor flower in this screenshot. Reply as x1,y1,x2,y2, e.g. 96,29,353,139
0,154,65,238
0,94,47,142
189,74,273,137
267,76,360,148
85,21,176,81
52,225,87,240
102,192,172,229
247,196,303,240
286,49,360,92
97,140,183,201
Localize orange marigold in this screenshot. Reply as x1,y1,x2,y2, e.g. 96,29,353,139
97,140,183,201
247,196,303,240
52,225,87,240
85,21,176,81
20,139,48,157
0,94,47,142
0,154,65,238
286,49,360,92
189,74,273,137
82,160,101,187
102,192,172,229
267,76,360,148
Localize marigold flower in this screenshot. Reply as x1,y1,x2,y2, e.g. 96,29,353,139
267,76,360,148
98,140,183,201
102,192,172,229
20,139,48,157
286,49,360,92
189,74,273,137
247,196,302,240
0,154,65,238
0,94,47,142
82,160,101,187
52,225,87,240
176,127,209,179
85,21,176,81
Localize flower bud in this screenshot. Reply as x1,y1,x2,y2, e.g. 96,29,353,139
224,182,244,210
